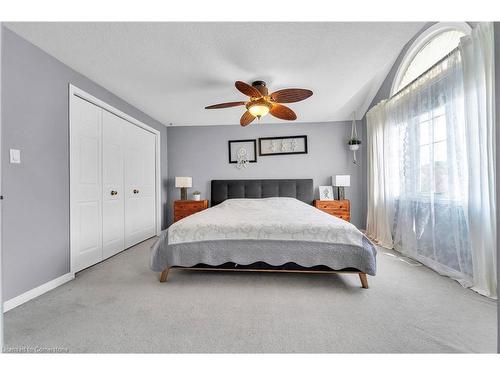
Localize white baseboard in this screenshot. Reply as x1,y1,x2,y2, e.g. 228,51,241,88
3,273,75,312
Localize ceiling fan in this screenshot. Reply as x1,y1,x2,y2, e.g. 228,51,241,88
205,81,313,126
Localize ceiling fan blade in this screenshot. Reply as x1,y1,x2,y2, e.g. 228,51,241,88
270,103,297,121
270,88,313,103
235,81,262,98
205,101,246,109
240,111,256,126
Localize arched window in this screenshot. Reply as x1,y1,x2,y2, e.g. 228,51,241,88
391,22,471,95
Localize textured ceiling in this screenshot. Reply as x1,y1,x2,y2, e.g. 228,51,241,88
5,22,424,126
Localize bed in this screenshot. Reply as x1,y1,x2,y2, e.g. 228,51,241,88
150,179,376,288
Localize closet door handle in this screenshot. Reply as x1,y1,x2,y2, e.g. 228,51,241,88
133,189,139,194
110,190,118,196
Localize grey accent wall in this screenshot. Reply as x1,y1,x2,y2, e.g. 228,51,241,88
1,28,168,301
167,121,367,228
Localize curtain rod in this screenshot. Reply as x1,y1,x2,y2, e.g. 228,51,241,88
389,46,460,100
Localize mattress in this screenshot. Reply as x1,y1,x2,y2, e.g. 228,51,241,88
150,197,377,275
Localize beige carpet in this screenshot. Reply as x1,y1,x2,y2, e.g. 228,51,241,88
3,237,497,353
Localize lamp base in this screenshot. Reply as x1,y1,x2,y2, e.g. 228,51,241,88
337,187,345,200
180,187,188,201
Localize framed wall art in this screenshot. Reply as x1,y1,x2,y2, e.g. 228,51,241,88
228,139,257,165
258,135,308,156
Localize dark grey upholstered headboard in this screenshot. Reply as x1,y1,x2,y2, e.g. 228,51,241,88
211,179,314,206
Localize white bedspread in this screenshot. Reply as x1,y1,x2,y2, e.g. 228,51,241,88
168,197,362,246
151,197,377,274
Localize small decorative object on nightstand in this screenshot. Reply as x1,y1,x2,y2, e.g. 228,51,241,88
333,175,350,200
314,199,350,222
192,191,201,201
175,176,192,200
319,185,334,200
174,200,208,222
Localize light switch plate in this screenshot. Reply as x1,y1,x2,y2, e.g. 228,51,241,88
10,149,21,164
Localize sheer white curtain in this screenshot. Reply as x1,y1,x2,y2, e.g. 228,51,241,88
390,51,472,285
366,101,395,249
366,23,496,298
460,23,497,298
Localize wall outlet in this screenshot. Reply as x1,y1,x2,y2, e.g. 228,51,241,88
10,149,21,164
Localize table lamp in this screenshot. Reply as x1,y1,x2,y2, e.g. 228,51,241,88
333,175,350,200
175,177,192,200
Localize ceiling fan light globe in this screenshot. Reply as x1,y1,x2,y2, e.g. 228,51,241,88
248,104,270,118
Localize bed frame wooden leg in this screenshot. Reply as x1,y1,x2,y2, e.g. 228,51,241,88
358,272,369,289
160,268,170,282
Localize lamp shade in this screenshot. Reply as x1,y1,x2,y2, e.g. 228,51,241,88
334,175,350,187
175,177,192,188
248,103,270,118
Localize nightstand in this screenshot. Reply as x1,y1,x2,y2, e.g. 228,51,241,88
313,200,350,222
174,200,209,222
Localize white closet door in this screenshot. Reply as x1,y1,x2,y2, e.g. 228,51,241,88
102,111,125,259
70,97,103,272
124,122,156,248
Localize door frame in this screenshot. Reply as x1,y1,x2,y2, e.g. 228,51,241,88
69,84,162,274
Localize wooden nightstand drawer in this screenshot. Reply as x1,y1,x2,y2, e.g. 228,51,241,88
335,214,350,222
321,208,348,216
174,212,191,222
175,201,207,210
315,200,350,210
174,200,208,222
313,200,350,222
174,209,195,217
